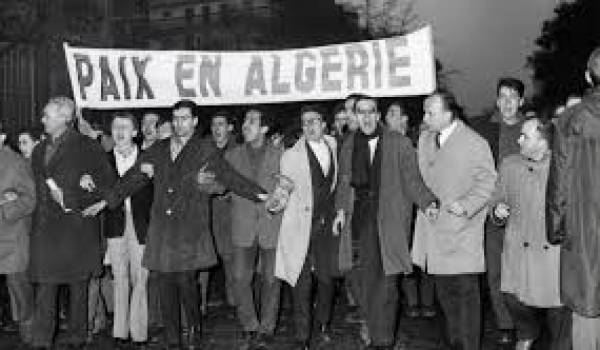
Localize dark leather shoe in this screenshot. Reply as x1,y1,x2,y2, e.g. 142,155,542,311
497,329,515,345
315,324,332,344
255,332,274,349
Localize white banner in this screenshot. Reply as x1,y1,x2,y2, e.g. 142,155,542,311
64,26,435,109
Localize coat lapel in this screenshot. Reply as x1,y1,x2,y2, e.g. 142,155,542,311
45,130,76,173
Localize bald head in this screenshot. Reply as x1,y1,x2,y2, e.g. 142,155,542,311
587,47,600,87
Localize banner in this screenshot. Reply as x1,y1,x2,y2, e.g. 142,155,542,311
64,26,435,109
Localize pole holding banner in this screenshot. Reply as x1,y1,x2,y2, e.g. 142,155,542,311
64,26,436,109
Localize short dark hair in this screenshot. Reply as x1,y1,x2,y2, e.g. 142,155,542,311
172,100,198,116
353,94,379,113
299,104,325,120
332,102,346,116
386,101,406,116
587,47,600,87
497,77,525,98
111,112,138,130
17,127,42,141
210,110,234,124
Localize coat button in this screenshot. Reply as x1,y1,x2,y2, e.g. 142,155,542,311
166,209,172,215
543,245,549,250
167,188,174,194
523,242,529,248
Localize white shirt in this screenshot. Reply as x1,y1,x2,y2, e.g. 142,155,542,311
368,137,379,163
307,139,331,175
438,120,458,147
114,146,138,212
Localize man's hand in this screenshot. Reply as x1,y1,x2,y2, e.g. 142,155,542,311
197,164,216,185
494,202,510,220
82,200,108,217
332,210,345,236
140,163,154,178
446,201,467,217
80,174,96,192
424,202,439,220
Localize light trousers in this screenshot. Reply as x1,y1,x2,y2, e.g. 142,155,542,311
105,211,148,342
573,312,600,350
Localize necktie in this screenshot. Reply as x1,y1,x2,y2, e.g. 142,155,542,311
434,132,441,150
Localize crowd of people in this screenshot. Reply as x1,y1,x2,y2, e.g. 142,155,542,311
1,46,600,350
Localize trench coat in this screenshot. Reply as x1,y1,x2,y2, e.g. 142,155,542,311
275,135,338,286
494,154,561,307
412,120,496,275
105,135,265,272
29,130,115,283
335,129,436,275
0,147,35,274
547,87,600,317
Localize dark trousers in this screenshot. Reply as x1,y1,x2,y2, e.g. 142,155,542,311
352,197,399,347
156,270,200,345
32,280,88,347
401,266,434,308
434,274,481,350
485,224,513,330
503,293,571,349
232,245,280,334
292,257,335,341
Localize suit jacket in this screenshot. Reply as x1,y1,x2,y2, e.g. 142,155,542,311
225,143,283,249
104,135,265,272
412,120,496,274
336,129,436,275
104,150,152,244
0,147,36,274
29,129,115,282
276,135,338,286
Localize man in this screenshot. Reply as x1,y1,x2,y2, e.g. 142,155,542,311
333,95,438,349
547,47,600,350
28,97,115,349
83,100,268,350
101,113,152,347
209,111,236,307
491,118,570,350
276,105,339,349
412,92,496,350
331,103,348,145
224,107,283,348
384,102,409,136
0,121,36,346
472,77,526,344
140,112,160,151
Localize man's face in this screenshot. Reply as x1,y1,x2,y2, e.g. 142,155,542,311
496,86,523,120
355,99,380,135
41,103,69,136
423,95,452,132
385,104,408,134
172,107,197,138
211,116,232,145
242,110,267,144
111,117,137,149
518,119,545,158
301,111,326,142
333,111,348,133
141,113,159,142
18,133,37,158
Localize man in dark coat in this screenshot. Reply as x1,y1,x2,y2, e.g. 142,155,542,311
83,100,268,349
470,77,525,345
333,95,438,349
547,46,600,349
29,97,116,349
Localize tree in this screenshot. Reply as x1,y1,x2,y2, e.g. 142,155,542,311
528,0,600,108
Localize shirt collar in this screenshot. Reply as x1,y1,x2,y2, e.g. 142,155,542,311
439,120,458,146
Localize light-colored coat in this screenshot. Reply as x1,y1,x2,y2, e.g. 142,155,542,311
0,147,35,274
412,120,496,274
493,154,561,307
275,135,337,286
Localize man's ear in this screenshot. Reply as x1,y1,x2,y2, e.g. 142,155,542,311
585,70,592,86
260,126,269,134
518,98,524,108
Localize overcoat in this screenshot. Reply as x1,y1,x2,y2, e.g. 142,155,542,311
105,135,265,272
412,121,496,274
0,147,35,274
29,130,115,282
547,87,600,317
335,129,436,275
275,135,338,286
